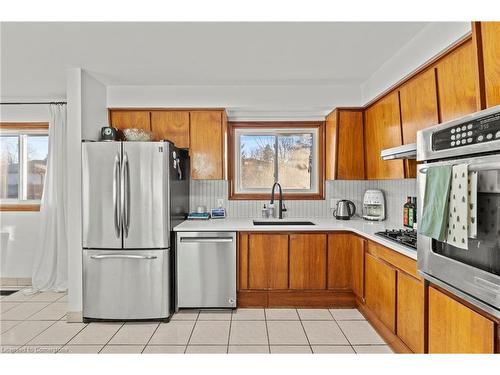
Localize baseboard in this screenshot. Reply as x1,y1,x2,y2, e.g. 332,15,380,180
66,311,83,323
356,300,413,354
237,290,356,308
0,277,32,288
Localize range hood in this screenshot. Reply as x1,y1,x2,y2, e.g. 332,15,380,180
380,143,417,160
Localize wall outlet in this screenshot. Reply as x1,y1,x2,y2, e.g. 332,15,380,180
330,198,340,209
217,198,224,208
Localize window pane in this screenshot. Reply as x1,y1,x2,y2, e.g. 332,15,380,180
277,134,312,190
240,135,275,189
27,135,48,200
0,136,20,199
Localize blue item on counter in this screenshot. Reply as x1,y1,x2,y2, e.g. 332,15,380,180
187,212,210,220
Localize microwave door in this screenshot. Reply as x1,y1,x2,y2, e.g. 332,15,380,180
122,142,170,249
82,142,123,249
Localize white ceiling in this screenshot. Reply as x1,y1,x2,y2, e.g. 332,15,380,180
0,22,432,100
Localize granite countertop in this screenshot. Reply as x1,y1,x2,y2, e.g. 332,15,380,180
174,217,417,260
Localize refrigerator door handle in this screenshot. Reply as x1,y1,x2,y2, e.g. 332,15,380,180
90,254,158,260
113,153,121,238
121,152,130,238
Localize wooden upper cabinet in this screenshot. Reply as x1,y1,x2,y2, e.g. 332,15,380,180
151,111,190,148
365,252,397,332
325,111,338,180
109,110,151,132
326,110,365,180
248,234,289,290
396,271,425,353
428,286,494,353
436,40,479,123
364,92,405,180
289,234,327,289
189,111,223,180
399,68,439,144
480,22,500,107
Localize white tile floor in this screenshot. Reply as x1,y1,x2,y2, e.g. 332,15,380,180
0,291,392,354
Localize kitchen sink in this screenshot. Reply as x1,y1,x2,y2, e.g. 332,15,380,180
253,220,315,226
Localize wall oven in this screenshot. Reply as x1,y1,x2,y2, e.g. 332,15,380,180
417,105,500,318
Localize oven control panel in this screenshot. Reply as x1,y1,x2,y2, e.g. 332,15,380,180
432,112,500,151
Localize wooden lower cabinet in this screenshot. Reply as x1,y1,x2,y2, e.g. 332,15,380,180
351,236,365,300
365,252,397,332
247,234,288,290
289,234,327,289
327,234,365,299
428,286,495,353
396,271,425,353
327,234,352,289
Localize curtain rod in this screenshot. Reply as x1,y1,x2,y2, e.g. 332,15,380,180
0,101,67,105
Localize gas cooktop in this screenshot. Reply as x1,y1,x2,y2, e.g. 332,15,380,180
375,229,417,250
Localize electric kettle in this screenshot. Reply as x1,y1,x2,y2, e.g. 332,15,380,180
333,200,356,220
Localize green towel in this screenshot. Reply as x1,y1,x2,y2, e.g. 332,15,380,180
419,165,453,241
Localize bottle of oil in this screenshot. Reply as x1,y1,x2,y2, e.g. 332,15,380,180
403,196,411,228
411,197,417,229
408,197,415,228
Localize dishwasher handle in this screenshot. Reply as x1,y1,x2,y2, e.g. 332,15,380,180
179,237,234,243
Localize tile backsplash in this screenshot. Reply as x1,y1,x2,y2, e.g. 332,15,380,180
190,179,416,227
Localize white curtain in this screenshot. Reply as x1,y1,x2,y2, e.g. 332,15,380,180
31,104,68,292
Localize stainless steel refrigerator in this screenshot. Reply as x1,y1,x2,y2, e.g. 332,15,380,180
82,141,189,321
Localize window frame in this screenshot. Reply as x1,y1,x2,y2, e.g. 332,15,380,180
0,122,49,212
228,121,325,200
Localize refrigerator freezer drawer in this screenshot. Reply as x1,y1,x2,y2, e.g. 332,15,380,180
83,249,171,320
176,232,236,308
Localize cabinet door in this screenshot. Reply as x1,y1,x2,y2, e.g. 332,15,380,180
190,111,223,179
337,111,365,179
436,40,478,123
248,234,288,289
428,286,494,353
351,236,365,300
365,252,397,332
396,271,425,353
364,92,405,180
325,111,338,180
290,234,327,289
109,110,151,132
151,111,190,148
327,234,352,289
480,22,500,107
399,68,439,144
326,110,365,180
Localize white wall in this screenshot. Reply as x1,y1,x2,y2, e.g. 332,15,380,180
66,69,108,316
81,72,109,140
0,104,50,279
361,22,471,104
66,68,83,314
107,84,362,119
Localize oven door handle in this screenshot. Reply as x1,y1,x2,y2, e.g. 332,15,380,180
419,161,500,174
474,277,500,293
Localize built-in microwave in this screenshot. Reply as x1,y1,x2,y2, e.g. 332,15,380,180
416,105,500,318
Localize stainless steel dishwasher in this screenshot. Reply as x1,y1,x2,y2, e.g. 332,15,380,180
175,231,236,309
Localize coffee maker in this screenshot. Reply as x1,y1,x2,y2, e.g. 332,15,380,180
362,190,385,221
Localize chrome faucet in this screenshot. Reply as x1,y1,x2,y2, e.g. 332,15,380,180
270,182,287,219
